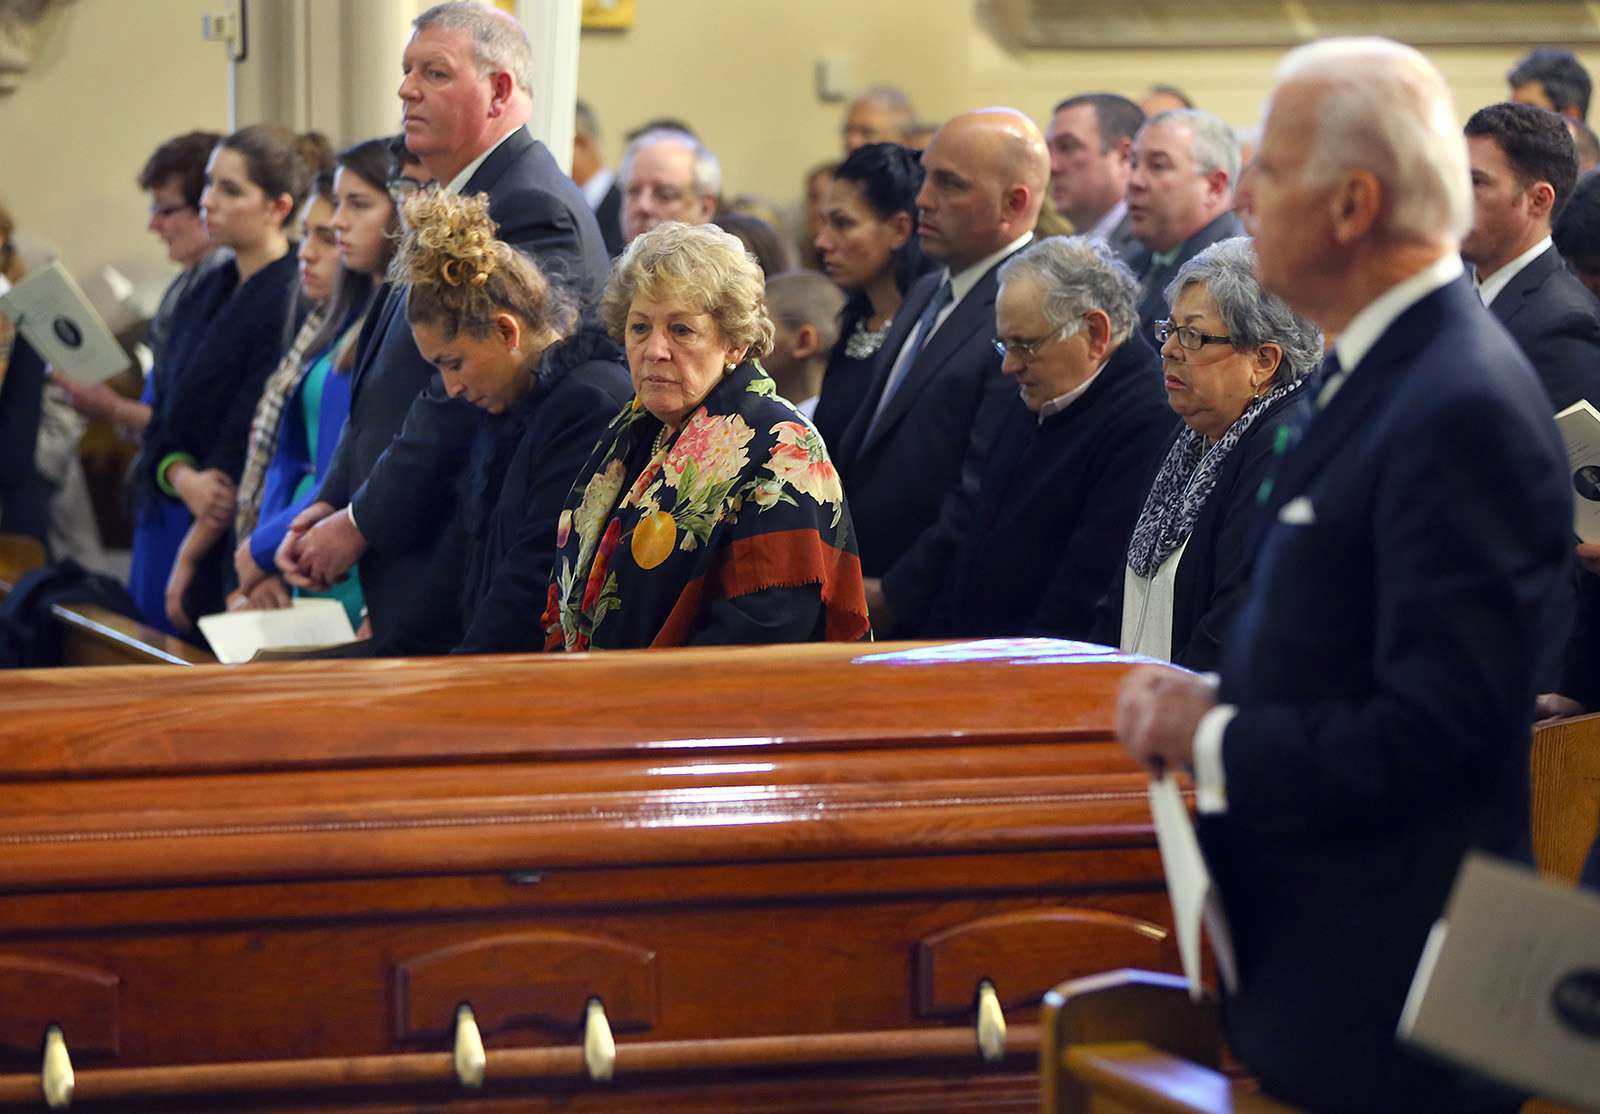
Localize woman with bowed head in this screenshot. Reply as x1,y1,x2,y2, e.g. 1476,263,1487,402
810,142,930,450
1098,236,1322,669
386,189,633,653
228,137,401,627
544,221,871,650
133,124,319,633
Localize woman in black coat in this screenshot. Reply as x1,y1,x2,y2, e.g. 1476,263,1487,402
1098,237,1323,671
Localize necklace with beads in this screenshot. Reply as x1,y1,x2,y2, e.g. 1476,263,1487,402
652,424,672,458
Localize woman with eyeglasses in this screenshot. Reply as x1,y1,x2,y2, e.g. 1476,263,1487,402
1098,236,1322,669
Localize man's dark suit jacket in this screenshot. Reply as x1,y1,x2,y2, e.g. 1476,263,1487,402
1104,210,1150,273
594,178,625,259
1135,210,1245,344
1093,389,1303,671
1203,276,1570,1112
831,251,1023,627
0,337,48,546
920,336,1175,639
317,126,610,653
1487,243,1600,413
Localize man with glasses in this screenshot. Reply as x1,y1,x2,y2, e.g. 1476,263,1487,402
1127,108,1243,342
282,1,609,654
917,235,1173,638
618,127,719,247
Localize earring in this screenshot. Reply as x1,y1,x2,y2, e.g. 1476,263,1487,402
725,362,737,371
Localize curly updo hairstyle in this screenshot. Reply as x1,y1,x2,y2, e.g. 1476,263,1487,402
394,190,576,340
599,221,775,359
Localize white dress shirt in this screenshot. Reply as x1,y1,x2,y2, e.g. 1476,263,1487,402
581,166,615,211
1191,250,1465,813
1474,235,1552,307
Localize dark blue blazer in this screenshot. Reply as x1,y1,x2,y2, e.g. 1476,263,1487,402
833,250,1023,623
920,335,1175,639
317,127,610,653
1488,243,1600,413
1202,276,1571,1112
1134,212,1245,345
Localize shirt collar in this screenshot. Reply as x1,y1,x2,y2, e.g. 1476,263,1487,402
1037,360,1107,422
1086,199,1128,243
1475,234,1552,307
445,126,523,196
1332,251,1464,383
944,231,1034,309
581,166,615,210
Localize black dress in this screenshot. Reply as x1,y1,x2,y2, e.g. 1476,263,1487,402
811,309,890,452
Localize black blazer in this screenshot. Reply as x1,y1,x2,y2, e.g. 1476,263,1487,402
0,337,48,546
921,336,1175,638
1094,388,1303,670
1488,243,1600,413
455,334,632,653
1135,211,1245,344
594,179,625,259
1203,276,1570,1112
833,252,1022,622
317,127,611,653
1105,210,1150,273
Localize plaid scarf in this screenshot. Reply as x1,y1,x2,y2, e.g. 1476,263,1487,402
233,305,329,540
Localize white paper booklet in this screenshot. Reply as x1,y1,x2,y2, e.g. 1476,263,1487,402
1147,774,1238,1000
0,261,129,384
1399,853,1600,1109
198,598,356,664
1556,399,1600,543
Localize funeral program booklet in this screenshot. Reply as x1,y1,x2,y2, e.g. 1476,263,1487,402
198,598,356,664
0,261,129,384
1556,399,1600,543
1148,773,1238,1000
1398,853,1600,1109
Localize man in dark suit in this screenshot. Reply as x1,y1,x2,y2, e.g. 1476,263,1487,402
282,0,609,653
830,108,1050,635
1045,94,1148,270
573,99,624,258
920,236,1174,638
1117,38,1571,1113
1462,101,1600,413
1127,109,1244,342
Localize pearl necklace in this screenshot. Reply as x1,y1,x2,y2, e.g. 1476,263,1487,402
652,425,671,458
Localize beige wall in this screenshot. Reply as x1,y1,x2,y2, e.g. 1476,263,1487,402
0,0,229,298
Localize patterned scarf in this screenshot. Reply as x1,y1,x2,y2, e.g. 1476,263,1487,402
1125,376,1308,579
233,306,329,540
543,360,869,651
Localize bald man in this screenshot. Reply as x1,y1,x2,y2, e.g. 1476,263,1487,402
833,108,1050,634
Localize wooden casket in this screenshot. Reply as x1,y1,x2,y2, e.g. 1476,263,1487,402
0,640,1180,1111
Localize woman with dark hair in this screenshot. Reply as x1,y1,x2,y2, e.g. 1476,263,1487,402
712,211,795,277
390,190,632,653
225,137,400,628
132,123,314,634
810,142,930,450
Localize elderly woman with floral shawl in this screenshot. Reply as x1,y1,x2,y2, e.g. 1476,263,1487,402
544,222,869,650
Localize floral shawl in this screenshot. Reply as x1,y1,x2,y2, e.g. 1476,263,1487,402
543,360,869,650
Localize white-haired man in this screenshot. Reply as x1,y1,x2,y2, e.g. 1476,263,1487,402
1116,38,1570,1111
283,0,610,654
619,128,719,246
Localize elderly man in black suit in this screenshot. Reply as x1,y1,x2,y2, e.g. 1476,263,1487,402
1117,37,1570,1113
1127,109,1244,341
1045,93,1147,269
281,0,609,654
1462,101,1600,413
918,236,1174,638
830,108,1049,635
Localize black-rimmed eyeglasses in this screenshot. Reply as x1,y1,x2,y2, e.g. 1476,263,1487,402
1154,319,1232,351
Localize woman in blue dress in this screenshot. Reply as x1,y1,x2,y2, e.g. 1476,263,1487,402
131,124,319,633
227,138,398,630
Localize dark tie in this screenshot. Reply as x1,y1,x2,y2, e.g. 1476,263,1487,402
1257,351,1341,506
862,279,953,442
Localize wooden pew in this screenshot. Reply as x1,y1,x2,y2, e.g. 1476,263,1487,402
0,532,212,666
0,639,1178,1111
1039,715,1600,1114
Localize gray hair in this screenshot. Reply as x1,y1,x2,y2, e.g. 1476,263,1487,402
414,2,533,94
1274,37,1470,242
1164,236,1323,386
620,127,722,200
1146,108,1241,187
999,235,1140,348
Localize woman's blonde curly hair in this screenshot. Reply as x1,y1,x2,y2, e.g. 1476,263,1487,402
599,221,774,358
394,190,575,339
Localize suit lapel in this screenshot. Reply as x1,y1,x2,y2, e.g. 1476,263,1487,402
462,126,535,198
835,274,938,464
1488,245,1559,329
349,285,405,403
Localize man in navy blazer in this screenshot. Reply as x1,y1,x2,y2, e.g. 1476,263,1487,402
1117,39,1570,1112
1463,101,1600,413
832,108,1050,635
282,1,608,653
